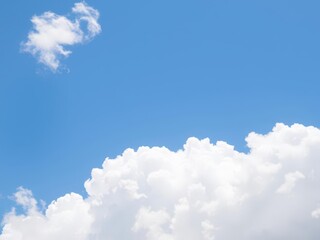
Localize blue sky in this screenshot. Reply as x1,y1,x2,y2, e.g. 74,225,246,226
0,0,320,219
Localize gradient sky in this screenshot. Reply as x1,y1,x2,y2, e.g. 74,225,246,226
1,0,320,216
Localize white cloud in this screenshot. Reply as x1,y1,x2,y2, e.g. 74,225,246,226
276,171,305,194
311,208,320,219
21,2,101,71
12,187,38,214
1,123,320,239
1,193,92,240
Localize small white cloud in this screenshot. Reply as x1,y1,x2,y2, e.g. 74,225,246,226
72,2,101,40
311,207,320,219
21,2,101,72
1,123,320,239
276,171,305,194
12,187,38,213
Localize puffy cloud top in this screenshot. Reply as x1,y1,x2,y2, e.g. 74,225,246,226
21,2,101,71
1,123,320,239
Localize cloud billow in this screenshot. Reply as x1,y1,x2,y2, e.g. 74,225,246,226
21,2,101,72
1,123,320,239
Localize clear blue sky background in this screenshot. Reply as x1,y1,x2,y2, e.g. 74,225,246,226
0,0,319,214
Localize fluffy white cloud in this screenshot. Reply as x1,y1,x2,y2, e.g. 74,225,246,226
1,123,320,239
12,187,37,213
21,2,101,71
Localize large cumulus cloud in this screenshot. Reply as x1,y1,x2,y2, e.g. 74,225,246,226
1,123,320,239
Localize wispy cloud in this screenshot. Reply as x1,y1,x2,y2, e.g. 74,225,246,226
312,207,320,219
1,123,320,239
21,2,101,72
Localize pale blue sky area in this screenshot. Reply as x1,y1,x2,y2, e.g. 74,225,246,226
0,0,319,213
